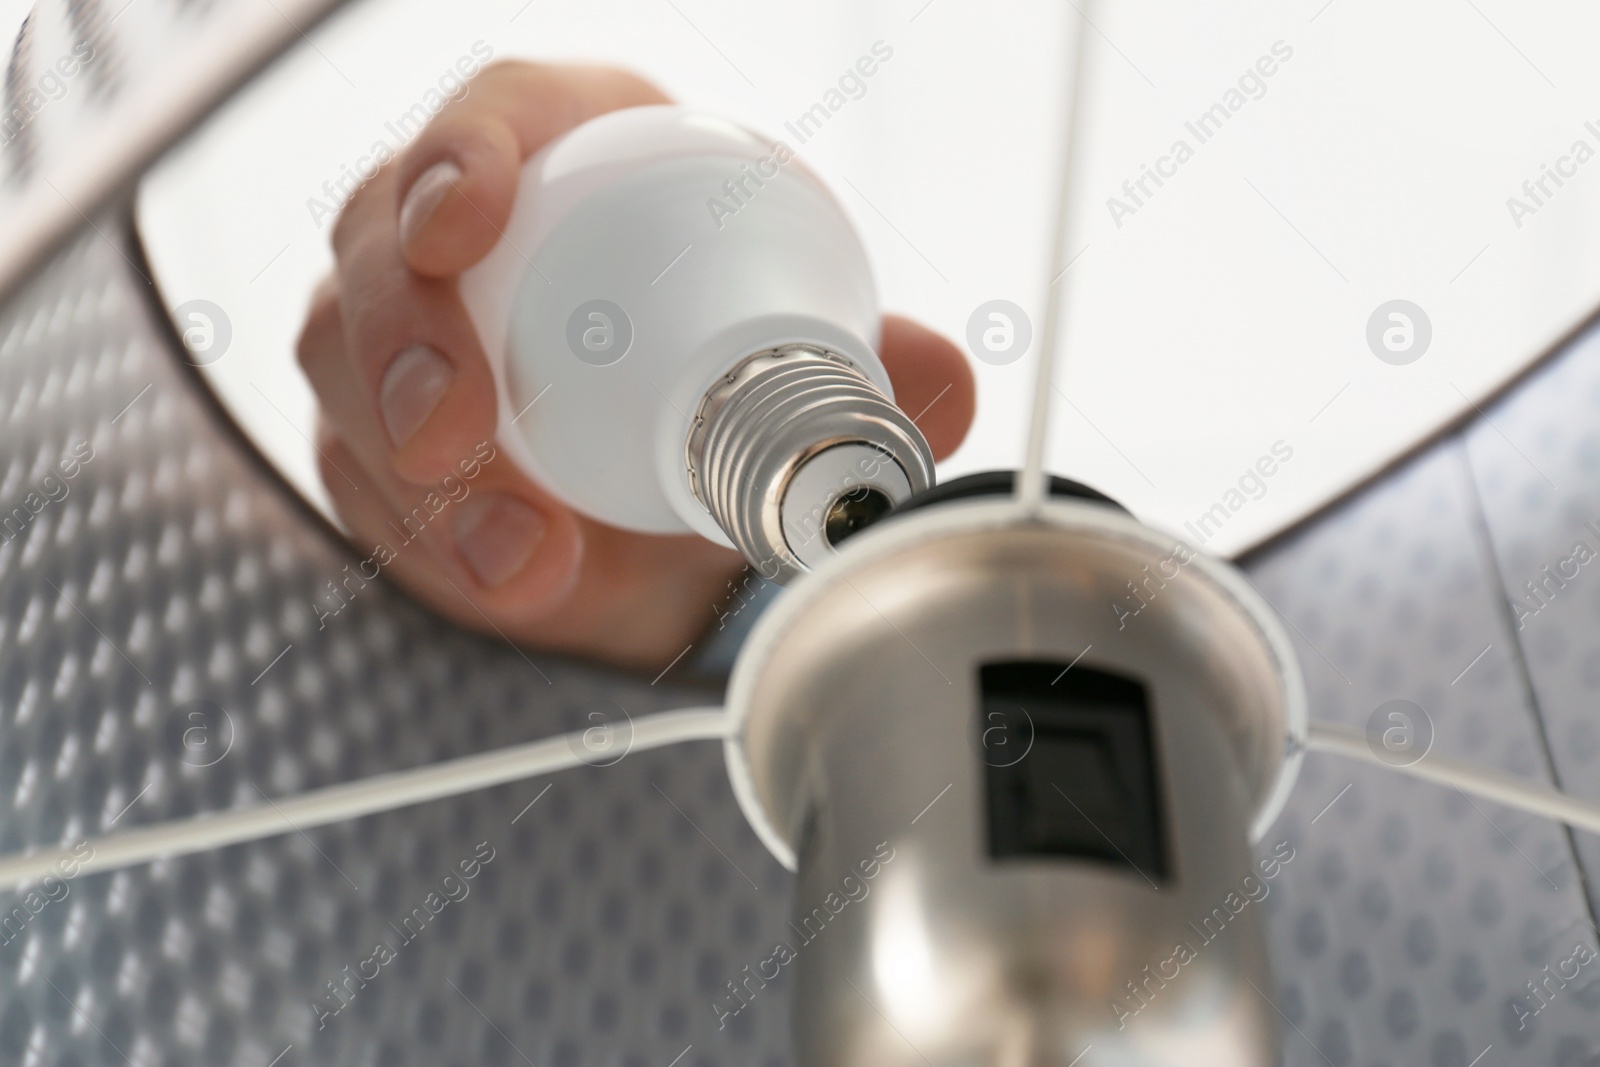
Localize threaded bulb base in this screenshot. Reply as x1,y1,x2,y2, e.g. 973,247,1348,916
686,345,935,581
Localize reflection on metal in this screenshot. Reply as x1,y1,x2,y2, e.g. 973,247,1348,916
724,492,1307,1065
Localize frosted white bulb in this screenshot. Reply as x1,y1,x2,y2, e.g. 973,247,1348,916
460,106,934,580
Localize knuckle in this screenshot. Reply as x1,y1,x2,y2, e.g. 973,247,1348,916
313,428,344,482
329,195,363,257
476,58,540,91
601,66,669,103
329,201,357,258
294,283,342,372
329,174,390,260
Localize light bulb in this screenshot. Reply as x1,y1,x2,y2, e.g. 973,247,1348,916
460,106,934,580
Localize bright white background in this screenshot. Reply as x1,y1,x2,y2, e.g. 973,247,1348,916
135,0,1600,557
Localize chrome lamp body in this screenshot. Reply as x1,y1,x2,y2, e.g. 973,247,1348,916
724,488,1307,1066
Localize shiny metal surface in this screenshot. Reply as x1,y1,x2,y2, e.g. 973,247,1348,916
686,345,934,582
779,443,911,572
724,497,1306,1065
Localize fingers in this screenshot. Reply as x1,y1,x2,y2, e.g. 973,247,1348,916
393,62,671,277
877,314,977,461
324,62,670,490
301,274,588,620
301,59,744,671
395,114,520,276
314,428,587,625
316,427,744,671
297,274,383,477
332,211,501,485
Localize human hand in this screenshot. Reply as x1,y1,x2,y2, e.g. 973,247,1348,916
296,61,976,673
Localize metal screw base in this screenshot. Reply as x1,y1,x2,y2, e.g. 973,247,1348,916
686,345,935,582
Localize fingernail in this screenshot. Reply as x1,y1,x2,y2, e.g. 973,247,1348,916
398,159,463,249
380,344,454,448
454,493,547,588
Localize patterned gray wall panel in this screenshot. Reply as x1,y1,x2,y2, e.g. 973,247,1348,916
1464,318,1600,936
0,230,794,1067
1244,439,1600,1066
